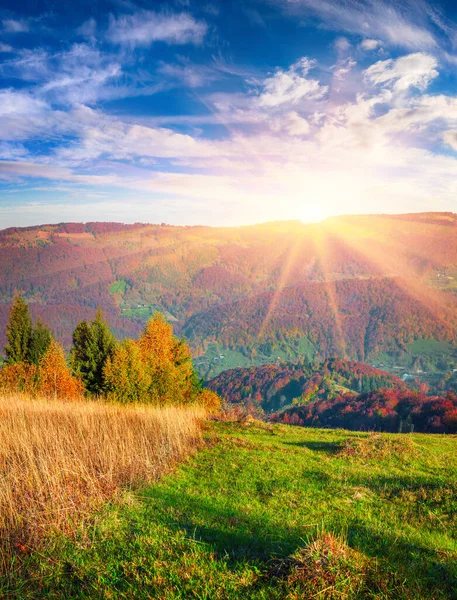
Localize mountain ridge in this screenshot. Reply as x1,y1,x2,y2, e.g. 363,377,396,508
1,213,457,378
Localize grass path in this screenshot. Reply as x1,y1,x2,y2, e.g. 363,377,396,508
5,423,457,599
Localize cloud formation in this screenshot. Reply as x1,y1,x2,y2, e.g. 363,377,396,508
267,0,439,50
106,11,207,47
256,58,328,107
2,1,457,227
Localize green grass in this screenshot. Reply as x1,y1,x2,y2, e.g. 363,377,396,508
196,337,315,378
109,280,126,295
373,339,457,376
3,423,457,599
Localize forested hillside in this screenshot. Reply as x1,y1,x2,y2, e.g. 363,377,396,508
206,359,406,413
1,213,457,374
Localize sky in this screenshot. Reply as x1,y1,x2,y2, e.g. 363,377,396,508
1,0,457,228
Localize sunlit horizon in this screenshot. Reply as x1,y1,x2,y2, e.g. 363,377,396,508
2,0,457,228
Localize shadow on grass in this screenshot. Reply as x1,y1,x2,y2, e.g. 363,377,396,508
283,440,342,454
346,472,457,500
133,485,457,597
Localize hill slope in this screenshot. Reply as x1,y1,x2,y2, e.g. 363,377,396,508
1,214,457,373
5,422,457,599
206,359,406,413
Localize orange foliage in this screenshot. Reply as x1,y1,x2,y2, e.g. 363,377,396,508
0,362,38,395
38,340,84,400
198,389,221,415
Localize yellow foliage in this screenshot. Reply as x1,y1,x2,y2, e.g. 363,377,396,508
198,389,222,415
105,313,198,405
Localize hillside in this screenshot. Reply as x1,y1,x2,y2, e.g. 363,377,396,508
186,277,457,373
1,214,457,374
5,422,457,599
206,359,406,413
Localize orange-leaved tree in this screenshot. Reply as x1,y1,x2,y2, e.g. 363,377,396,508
0,362,39,395
39,340,84,400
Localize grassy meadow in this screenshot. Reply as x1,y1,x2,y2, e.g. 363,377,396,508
0,394,205,574
2,418,457,599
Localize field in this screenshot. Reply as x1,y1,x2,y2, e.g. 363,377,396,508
0,395,204,577
195,337,315,379
109,280,126,295
4,420,457,599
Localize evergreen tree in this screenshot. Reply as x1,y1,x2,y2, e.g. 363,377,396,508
28,319,53,365
71,309,116,394
71,320,91,379
4,295,32,364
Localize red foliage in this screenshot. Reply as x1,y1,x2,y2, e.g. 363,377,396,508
272,389,457,434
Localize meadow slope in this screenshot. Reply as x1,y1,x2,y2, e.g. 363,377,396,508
0,395,204,569
4,421,457,599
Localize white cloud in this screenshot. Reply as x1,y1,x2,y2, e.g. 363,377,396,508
359,39,380,51
257,58,328,108
2,18,29,33
365,53,438,92
267,0,437,50
158,60,218,88
442,130,457,151
77,18,97,38
0,42,13,52
334,37,351,52
334,58,356,80
0,44,124,105
269,111,310,136
106,11,207,47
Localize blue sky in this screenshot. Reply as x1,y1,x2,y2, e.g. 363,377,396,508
1,0,457,227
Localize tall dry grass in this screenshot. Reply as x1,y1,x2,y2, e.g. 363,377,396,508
0,394,205,563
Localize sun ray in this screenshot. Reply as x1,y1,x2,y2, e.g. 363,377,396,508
258,234,304,338
310,228,348,358
323,217,455,333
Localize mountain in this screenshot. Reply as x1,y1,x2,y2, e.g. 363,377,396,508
1,213,457,375
205,358,407,413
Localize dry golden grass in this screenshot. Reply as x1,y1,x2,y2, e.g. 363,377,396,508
0,393,205,565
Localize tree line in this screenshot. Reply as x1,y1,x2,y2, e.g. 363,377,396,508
0,295,220,411
272,387,457,434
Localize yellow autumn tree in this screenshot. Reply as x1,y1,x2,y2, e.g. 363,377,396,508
138,313,198,405
105,313,200,405
38,340,84,400
198,389,222,415
104,339,151,404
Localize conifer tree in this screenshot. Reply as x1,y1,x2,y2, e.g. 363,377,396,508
28,319,53,366
71,320,91,379
71,309,116,394
4,295,32,365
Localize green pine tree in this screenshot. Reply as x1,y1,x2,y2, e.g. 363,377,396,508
28,319,53,366
71,309,116,395
71,320,91,378
4,295,33,364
